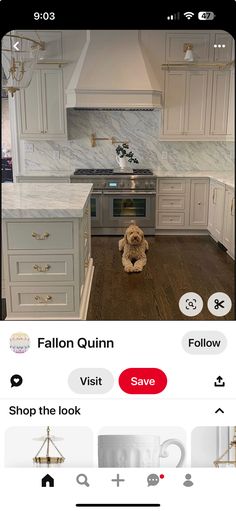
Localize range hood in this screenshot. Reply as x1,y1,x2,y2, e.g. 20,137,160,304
66,30,162,110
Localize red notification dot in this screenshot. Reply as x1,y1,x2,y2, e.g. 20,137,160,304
119,368,167,394
160,474,165,479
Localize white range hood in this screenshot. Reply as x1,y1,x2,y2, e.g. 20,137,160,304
66,30,162,110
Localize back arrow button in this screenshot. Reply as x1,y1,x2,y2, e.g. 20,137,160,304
13,42,19,51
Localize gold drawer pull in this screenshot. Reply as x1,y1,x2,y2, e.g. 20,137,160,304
32,232,50,240
33,264,51,272
213,188,217,204
34,295,52,303
231,198,234,216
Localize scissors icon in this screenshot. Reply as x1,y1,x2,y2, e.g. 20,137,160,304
76,473,90,487
214,299,225,310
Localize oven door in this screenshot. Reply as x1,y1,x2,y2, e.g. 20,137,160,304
90,192,103,228
103,191,156,228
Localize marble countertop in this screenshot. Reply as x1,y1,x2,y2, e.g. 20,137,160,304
151,169,234,187
2,183,93,219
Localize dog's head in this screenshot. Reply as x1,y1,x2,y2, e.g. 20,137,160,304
125,223,144,246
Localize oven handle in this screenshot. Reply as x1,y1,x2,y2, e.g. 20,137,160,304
92,191,103,195
103,191,156,195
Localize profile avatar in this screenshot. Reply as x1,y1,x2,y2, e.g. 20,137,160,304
10,332,30,354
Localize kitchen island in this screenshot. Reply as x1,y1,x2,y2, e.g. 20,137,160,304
2,183,93,320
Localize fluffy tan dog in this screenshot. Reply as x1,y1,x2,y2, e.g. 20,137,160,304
118,223,149,273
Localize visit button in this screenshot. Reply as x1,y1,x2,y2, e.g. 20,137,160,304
119,368,167,394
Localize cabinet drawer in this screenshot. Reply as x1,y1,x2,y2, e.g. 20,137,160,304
6,221,73,250
158,212,185,227
11,286,74,312
158,179,186,194
158,196,185,210
9,254,74,282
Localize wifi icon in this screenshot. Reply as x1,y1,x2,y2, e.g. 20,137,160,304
184,11,195,19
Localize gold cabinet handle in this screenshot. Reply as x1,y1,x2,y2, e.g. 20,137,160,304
213,188,217,204
84,231,88,239
231,198,234,216
33,264,51,272
34,295,52,303
32,232,50,240
85,207,89,214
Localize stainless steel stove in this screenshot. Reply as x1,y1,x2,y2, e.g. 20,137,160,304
70,168,157,235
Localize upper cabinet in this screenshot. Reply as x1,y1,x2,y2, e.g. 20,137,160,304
161,31,234,141
18,68,67,140
163,70,208,137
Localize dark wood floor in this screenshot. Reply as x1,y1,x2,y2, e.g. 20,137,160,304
87,235,235,321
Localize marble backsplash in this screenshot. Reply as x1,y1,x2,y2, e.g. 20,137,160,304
24,110,234,174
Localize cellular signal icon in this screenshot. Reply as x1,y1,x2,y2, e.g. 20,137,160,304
184,11,195,19
167,12,180,20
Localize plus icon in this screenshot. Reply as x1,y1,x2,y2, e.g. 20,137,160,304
111,474,125,487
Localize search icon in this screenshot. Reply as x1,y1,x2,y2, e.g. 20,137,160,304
76,474,90,487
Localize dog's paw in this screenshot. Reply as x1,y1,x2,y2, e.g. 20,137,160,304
124,265,134,273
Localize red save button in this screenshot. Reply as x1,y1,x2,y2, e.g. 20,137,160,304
119,368,167,394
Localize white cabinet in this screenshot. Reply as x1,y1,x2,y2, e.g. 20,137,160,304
156,177,209,230
161,31,234,141
184,72,208,135
208,179,225,242
156,178,189,229
163,72,185,136
189,179,209,227
163,71,208,138
2,199,93,319
222,186,235,259
209,70,231,136
19,68,67,140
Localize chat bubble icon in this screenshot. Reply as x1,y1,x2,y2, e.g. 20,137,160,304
147,473,159,486
10,374,23,388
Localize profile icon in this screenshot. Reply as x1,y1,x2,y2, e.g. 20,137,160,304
183,474,194,487
10,332,30,354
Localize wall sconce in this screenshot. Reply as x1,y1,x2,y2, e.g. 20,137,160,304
184,43,194,62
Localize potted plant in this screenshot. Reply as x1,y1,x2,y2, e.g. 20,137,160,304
115,143,139,169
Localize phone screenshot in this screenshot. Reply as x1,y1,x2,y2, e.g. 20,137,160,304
0,3,235,510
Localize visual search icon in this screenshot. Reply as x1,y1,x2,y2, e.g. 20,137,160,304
179,292,203,317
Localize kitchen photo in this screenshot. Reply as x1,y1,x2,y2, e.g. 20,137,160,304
1,29,235,320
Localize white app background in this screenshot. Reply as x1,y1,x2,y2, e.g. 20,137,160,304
0,320,235,511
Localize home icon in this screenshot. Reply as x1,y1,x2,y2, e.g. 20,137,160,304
41,474,54,487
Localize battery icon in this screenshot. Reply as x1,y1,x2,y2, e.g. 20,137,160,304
198,11,215,20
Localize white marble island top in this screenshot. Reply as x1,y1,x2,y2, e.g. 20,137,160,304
2,183,93,219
